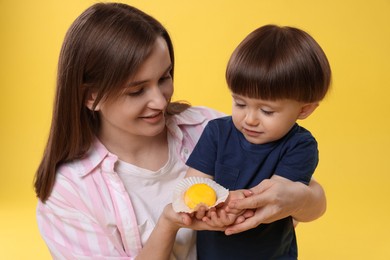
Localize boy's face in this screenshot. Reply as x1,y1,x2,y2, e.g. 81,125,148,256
231,94,314,144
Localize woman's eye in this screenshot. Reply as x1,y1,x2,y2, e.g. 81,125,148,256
159,74,172,83
127,88,144,96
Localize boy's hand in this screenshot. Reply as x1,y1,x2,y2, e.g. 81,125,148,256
201,189,254,227
201,207,237,227
190,205,208,220
224,189,253,215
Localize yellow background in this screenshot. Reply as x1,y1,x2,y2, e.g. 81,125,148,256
1,0,389,259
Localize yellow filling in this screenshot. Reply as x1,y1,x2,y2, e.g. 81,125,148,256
184,183,217,209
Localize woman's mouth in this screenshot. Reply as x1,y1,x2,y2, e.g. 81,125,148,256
140,111,164,124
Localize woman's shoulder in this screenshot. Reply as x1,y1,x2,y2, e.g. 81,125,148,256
55,139,112,186
173,106,225,125
166,107,225,153
44,141,113,210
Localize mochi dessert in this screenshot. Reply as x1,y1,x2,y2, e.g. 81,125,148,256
184,183,217,209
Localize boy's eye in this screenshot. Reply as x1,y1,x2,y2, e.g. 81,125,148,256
234,102,246,107
233,99,246,107
261,109,274,115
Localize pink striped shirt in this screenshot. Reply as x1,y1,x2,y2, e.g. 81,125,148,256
37,106,224,259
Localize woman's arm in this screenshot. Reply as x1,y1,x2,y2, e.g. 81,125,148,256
224,176,326,235
138,166,231,259
138,203,229,260
290,177,327,222
136,205,185,260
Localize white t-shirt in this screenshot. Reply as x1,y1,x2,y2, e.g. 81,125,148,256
116,133,196,260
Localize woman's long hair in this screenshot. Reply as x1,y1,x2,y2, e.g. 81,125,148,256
34,3,189,201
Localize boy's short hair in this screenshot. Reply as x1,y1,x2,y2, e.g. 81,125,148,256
226,24,331,102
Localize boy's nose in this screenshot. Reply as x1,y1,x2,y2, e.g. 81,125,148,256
245,111,260,126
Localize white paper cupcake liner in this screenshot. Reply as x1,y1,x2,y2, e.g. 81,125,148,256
172,176,229,213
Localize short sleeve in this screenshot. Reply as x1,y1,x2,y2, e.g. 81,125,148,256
275,136,318,185
185,120,219,176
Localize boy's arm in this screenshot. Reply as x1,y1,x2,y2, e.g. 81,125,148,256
185,167,214,179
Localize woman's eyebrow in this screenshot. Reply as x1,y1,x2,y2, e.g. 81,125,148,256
127,80,147,87
127,64,173,87
159,64,173,79
163,64,173,75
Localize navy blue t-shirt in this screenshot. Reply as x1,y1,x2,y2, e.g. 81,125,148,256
186,116,318,259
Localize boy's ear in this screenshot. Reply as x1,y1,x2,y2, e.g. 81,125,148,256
85,91,100,111
298,102,319,119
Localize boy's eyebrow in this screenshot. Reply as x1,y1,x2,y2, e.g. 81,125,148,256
127,64,173,87
231,93,243,99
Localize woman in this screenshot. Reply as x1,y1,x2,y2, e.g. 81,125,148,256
34,3,326,259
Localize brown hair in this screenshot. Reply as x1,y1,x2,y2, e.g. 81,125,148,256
34,3,189,201
226,24,331,102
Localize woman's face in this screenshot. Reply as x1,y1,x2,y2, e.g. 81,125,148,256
96,37,174,142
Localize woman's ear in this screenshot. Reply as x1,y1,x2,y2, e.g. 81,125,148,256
298,102,319,119
85,91,100,111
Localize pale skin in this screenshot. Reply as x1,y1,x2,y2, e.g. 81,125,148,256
185,171,326,234
87,37,225,260
88,37,181,260
88,36,326,258
185,93,326,234
137,205,224,260
86,37,173,171
225,176,326,235
185,168,252,227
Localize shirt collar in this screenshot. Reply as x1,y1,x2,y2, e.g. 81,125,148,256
169,107,208,125
166,107,208,142
76,138,118,177
76,108,208,177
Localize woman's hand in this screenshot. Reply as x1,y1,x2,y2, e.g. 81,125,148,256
136,204,187,260
224,176,326,235
137,204,225,260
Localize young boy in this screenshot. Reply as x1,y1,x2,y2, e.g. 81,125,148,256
185,24,331,259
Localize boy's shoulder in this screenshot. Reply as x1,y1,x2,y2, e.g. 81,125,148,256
294,124,316,140
284,124,318,148
205,115,234,130
208,114,231,124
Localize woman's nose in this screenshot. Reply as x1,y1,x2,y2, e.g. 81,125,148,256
149,86,168,109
